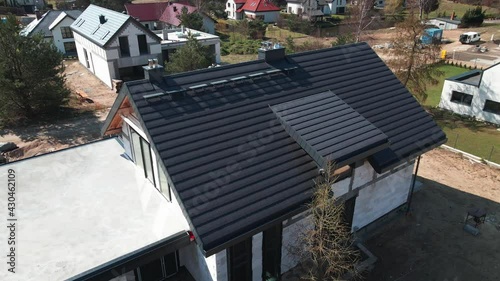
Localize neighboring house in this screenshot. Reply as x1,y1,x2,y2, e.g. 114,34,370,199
227,0,281,23
20,9,82,56
97,42,446,281
159,2,216,34
287,0,324,20
49,10,82,56
325,0,346,14
439,63,500,125
6,0,44,13
226,0,246,20
70,5,162,88
124,2,170,30
427,17,460,30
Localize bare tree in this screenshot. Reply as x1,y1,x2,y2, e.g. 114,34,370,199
286,163,361,280
348,0,377,42
386,11,443,102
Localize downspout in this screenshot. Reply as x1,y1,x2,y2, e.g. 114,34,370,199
406,155,421,215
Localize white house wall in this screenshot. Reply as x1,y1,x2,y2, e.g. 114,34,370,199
352,162,415,230
439,81,480,119
51,16,76,54
225,0,243,20
244,11,279,23
477,65,500,124
287,2,303,14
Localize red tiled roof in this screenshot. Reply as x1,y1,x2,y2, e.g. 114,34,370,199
234,0,247,3
237,0,280,12
159,2,198,27
125,2,170,22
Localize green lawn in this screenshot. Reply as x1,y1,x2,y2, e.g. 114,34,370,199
429,0,500,18
265,26,308,40
433,114,500,163
423,64,470,107
422,64,500,163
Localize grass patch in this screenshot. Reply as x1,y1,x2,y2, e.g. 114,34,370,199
431,109,500,163
429,0,500,18
266,26,307,40
220,54,257,64
423,64,470,107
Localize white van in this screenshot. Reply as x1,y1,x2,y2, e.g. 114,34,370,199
459,32,481,44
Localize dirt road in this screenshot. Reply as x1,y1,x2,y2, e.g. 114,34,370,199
365,148,500,281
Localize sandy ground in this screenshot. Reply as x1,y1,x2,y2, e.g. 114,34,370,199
365,148,500,281
0,60,115,161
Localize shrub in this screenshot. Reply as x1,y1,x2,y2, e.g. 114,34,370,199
461,6,485,27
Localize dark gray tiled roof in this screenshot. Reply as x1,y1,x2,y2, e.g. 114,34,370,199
117,43,446,254
271,91,389,168
21,10,63,37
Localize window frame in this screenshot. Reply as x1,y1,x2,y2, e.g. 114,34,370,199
60,26,73,39
483,99,500,115
137,34,149,55
157,162,172,202
119,36,131,57
63,42,76,54
450,90,473,106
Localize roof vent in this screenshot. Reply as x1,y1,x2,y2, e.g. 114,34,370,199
99,15,107,24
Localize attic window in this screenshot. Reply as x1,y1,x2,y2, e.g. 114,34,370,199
99,15,107,24
173,6,177,12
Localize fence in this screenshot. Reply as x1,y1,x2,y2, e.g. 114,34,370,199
446,133,500,164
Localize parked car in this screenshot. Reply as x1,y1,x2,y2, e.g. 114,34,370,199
459,32,481,44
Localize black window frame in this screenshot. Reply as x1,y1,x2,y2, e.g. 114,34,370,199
228,238,253,281
63,42,76,54
119,36,131,57
60,26,73,39
483,100,500,115
262,224,282,281
138,34,149,55
158,162,172,202
450,90,473,106
130,127,156,187
135,251,179,281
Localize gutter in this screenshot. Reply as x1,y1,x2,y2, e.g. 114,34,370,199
69,231,191,281
406,155,421,215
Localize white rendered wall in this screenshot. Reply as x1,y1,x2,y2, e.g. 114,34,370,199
51,16,76,54
244,11,279,23
352,162,414,230
477,64,500,124
287,2,304,14
225,0,242,20
439,81,481,121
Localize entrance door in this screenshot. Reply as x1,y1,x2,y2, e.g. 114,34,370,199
229,238,252,281
262,224,282,281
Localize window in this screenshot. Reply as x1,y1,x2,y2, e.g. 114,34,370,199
450,90,473,105
158,163,172,201
228,238,252,281
83,49,90,68
60,26,73,39
131,127,156,186
228,2,230,7
262,224,282,281
138,34,148,55
484,100,500,115
63,42,76,54
119,36,130,57
135,251,179,281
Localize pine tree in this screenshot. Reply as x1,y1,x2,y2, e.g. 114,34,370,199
166,33,214,74
0,15,70,122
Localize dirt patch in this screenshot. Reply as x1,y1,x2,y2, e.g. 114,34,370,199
1,60,117,162
365,148,500,281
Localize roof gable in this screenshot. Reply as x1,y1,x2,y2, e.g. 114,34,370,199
104,43,446,255
49,10,82,30
238,0,281,12
71,4,160,48
20,10,64,37
125,2,170,22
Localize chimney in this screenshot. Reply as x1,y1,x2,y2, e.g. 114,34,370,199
143,58,165,84
34,7,41,20
258,41,286,62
